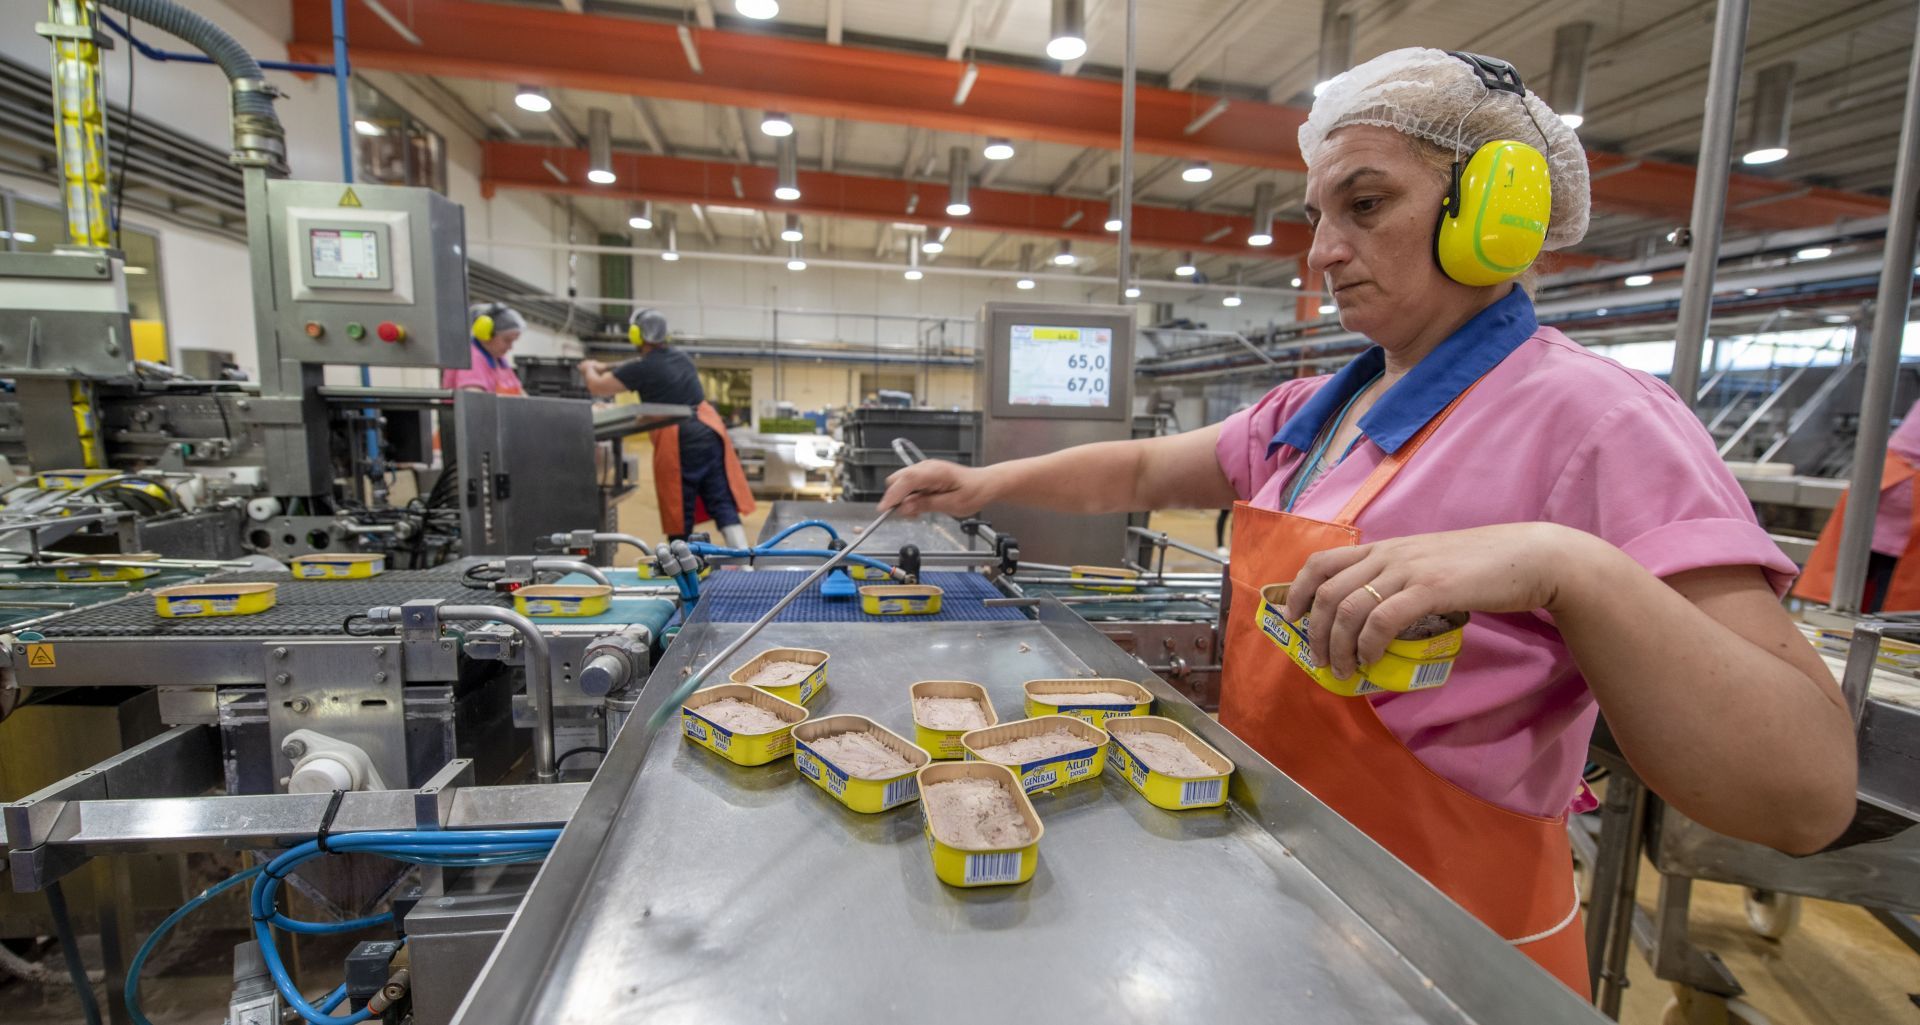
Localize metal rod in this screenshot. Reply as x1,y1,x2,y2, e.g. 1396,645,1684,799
1125,526,1228,565
439,605,559,783
1666,0,1750,407
0,599,77,610
985,593,1218,607
644,504,903,731
1832,3,1920,612
1116,0,1136,299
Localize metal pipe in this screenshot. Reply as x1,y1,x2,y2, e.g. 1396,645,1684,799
1126,525,1228,565
440,604,558,783
1116,0,1136,299
330,0,352,184
1831,2,1920,612
533,559,611,586
1666,0,1750,407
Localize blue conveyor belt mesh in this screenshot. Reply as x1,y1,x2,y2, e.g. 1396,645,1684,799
694,570,1023,623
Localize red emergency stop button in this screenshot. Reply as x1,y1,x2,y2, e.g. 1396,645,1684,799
376,321,406,343
304,321,325,338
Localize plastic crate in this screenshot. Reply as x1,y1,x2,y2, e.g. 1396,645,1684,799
842,409,980,455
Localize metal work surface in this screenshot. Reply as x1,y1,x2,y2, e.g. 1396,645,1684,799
695,569,1023,623
27,571,507,638
455,603,1603,1025
1007,578,1219,621
757,500,974,552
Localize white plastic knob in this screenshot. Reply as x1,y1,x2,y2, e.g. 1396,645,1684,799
288,755,356,794
247,497,283,521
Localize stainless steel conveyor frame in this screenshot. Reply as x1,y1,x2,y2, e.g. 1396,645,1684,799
451,597,1605,1025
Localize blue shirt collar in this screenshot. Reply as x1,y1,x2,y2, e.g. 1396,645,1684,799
472,338,502,370
1267,287,1538,458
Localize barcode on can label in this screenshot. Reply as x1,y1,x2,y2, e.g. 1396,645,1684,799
963,852,1022,885
882,776,918,808
1180,779,1223,806
1409,661,1452,689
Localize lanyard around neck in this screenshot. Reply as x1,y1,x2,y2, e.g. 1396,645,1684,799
1283,372,1382,513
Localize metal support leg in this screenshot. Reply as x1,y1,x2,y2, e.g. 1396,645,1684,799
1587,774,1647,1016
95,858,134,1025
1644,874,1742,997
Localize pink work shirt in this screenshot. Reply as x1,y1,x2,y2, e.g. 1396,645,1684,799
442,342,523,395
1216,298,1796,818
1871,399,1920,556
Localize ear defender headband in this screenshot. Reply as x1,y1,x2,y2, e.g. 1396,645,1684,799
471,302,506,342
1434,52,1554,287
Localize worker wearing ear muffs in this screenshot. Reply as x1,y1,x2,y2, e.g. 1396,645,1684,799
448,302,526,394
880,48,1858,995
579,308,754,545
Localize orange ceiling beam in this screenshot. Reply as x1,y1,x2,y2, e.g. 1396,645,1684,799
288,0,1308,171
480,142,1309,257
1588,154,1887,231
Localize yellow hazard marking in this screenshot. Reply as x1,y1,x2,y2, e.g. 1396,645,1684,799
26,644,55,668
339,187,362,208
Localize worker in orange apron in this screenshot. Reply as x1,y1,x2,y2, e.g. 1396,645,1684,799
580,309,755,545
882,48,1857,997
1793,398,1920,611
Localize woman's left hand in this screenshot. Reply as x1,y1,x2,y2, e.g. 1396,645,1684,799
1282,522,1592,678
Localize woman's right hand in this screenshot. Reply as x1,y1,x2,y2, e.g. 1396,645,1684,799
879,460,999,517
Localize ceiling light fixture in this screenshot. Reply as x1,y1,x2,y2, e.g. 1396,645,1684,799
1624,273,1653,286
1742,62,1795,165
1047,0,1088,61
1182,160,1213,183
660,212,680,261
1222,294,1242,307
786,241,807,271
1174,253,1197,277
353,119,385,137
1247,182,1276,247
775,138,800,201
1313,11,1353,98
946,147,972,216
1053,240,1075,266
780,213,804,243
1795,245,1832,260
513,85,551,113
759,111,794,137
1547,22,1593,132
586,108,616,184
983,138,1015,161
736,0,779,20
628,201,654,230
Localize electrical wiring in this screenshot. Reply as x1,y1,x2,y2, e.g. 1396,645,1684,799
755,519,841,548
128,829,560,1025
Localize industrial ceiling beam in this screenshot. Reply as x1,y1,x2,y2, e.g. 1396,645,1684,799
288,0,1313,171
1167,0,1271,91
481,141,1309,257
1585,152,1885,232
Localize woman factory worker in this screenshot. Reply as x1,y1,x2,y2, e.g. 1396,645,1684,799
446,302,526,394
579,308,754,547
1794,396,1920,611
882,49,1857,992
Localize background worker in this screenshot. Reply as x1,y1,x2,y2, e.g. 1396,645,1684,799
579,308,754,547
882,48,1856,993
1795,395,1920,611
446,302,526,394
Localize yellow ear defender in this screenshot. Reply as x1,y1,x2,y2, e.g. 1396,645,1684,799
471,302,504,342
628,323,643,346
1434,52,1553,288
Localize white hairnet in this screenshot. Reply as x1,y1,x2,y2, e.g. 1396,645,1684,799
1300,47,1589,251
469,302,526,336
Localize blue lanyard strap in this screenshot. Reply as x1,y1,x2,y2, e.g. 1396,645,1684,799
1283,372,1382,513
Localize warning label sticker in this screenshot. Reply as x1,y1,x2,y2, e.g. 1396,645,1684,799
25,644,55,668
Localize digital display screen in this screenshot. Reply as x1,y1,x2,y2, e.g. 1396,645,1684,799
1006,324,1112,407
309,227,381,281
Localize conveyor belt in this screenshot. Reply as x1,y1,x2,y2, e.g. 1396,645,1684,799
28,570,509,638
693,569,1023,622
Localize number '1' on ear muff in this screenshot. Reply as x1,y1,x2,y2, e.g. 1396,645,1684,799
1434,139,1551,287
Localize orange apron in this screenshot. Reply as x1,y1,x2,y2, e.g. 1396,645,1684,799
1792,454,1920,610
651,401,757,537
1218,395,1590,995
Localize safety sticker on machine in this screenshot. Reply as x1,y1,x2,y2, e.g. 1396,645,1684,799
25,644,55,668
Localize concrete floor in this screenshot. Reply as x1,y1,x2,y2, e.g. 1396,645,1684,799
6,477,1914,1023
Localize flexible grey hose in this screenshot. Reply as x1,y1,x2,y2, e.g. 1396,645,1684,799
99,0,276,119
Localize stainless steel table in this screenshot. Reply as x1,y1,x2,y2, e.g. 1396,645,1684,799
454,601,1602,1024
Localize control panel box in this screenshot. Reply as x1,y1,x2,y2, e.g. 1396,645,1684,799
976,302,1137,565
262,179,468,369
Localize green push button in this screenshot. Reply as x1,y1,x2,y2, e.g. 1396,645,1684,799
346,322,366,340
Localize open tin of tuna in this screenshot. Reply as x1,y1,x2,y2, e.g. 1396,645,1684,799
792,715,930,813
1021,678,1152,727
960,714,1108,794
918,761,1043,888
681,684,810,767
1105,716,1234,810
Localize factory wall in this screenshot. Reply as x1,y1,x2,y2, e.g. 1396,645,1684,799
627,255,1296,427
0,0,590,390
